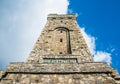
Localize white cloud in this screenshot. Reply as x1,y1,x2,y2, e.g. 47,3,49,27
93,51,111,63
81,28,96,55
68,9,73,13
80,28,112,64
0,0,69,67
0,0,112,69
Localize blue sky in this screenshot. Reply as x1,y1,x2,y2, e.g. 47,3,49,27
0,0,120,73
68,0,120,73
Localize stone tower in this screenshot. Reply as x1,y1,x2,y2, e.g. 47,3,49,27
0,14,120,84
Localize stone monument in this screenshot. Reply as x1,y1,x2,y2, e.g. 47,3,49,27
0,14,120,84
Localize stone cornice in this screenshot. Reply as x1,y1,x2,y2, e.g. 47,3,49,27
5,62,113,73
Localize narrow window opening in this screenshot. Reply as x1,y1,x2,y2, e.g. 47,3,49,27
60,30,63,33
59,52,62,54
68,17,72,19
60,38,63,42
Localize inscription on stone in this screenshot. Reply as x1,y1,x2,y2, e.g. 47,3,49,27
44,58,77,64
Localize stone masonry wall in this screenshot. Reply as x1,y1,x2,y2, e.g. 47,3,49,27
27,14,93,63
1,14,120,84
0,73,117,84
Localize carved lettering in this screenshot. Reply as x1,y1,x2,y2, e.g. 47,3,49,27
43,58,77,64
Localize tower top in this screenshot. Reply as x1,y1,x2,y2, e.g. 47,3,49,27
47,14,76,20
27,14,93,63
